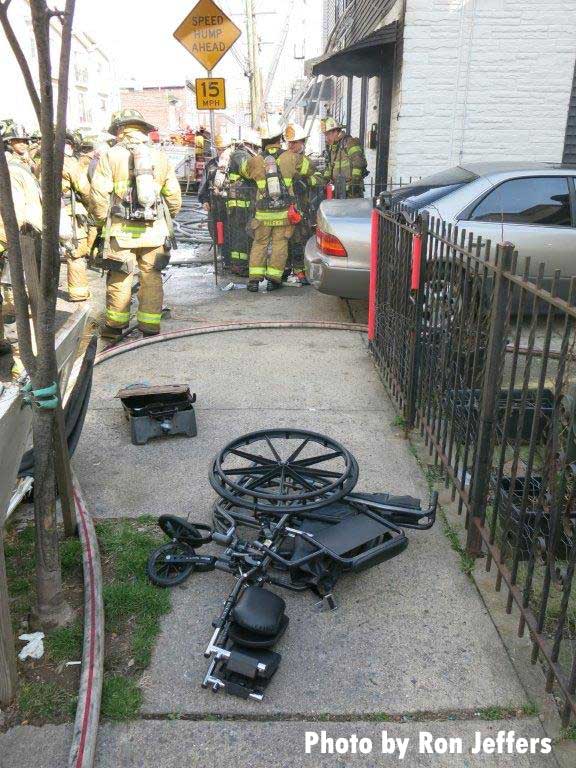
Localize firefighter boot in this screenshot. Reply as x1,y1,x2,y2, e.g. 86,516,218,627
247,280,260,292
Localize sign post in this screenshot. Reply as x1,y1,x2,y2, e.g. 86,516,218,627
174,0,241,154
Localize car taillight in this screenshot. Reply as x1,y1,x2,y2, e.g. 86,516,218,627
316,229,347,257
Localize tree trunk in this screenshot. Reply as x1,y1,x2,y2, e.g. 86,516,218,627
30,409,72,627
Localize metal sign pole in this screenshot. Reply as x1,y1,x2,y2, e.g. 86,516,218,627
208,69,217,157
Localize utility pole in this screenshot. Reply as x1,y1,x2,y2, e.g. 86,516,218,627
245,0,262,127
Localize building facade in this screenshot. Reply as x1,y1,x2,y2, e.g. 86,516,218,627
0,0,119,132
315,0,576,190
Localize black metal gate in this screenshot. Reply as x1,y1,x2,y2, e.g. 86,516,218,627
370,206,576,727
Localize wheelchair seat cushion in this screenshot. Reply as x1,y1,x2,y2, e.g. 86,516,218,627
232,586,286,636
228,614,289,649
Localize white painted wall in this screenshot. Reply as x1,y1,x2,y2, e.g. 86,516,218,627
388,0,576,179
0,0,120,132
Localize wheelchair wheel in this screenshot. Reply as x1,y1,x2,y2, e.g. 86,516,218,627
147,542,196,587
210,429,359,515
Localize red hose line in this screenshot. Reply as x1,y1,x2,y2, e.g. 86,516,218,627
95,321,368,366
68,470,104,768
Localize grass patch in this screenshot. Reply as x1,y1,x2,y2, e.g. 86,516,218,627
96,516,169,720
561,723,576,740
439,508,475,577
18,682,76,721
45,621,84,664
101,676,143,721
522,701,539,717
3,515,167,729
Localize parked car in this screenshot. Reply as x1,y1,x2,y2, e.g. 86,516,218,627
305,162,576,299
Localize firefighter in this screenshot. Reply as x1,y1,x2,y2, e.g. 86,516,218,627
240,117,319,292
61,130,92,301
226,128,260,276
322,117,367,198
198,134,234,269
0,119,42,375
283,122,321,285
90,109,182,339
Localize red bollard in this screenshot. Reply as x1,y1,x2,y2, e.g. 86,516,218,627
216,221,225,246
368,208,379,341
411,233,422,291
325,183,334,200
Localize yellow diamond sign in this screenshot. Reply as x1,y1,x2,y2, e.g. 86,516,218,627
174,0,242,71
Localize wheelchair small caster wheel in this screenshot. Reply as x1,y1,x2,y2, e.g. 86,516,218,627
147,542,196,587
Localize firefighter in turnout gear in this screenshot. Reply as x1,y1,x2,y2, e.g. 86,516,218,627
226,128,260,276
0,119,42,375
283,122,321,284
90,109,182,338
198,134,233,268
240,118,317,292
322,117,367,198
61,131,92,301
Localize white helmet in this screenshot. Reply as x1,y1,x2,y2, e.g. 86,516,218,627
322,116,343,134
243,127,262,148
284,122,307,142
259,116,284,141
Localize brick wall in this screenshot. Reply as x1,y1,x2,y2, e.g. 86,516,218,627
388,0,576,179
120,86,198,135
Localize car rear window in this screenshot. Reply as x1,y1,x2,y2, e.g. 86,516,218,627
390,166,478,210
469,176,572,226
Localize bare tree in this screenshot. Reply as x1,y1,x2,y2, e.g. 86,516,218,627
0,0,76,628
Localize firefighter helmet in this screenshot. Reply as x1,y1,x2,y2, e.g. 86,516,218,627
214,134,230,149
242,128,262,148
259,116,284,142
108,109,156,136
321,117,343,134
284,122,307,142
0,119,31,143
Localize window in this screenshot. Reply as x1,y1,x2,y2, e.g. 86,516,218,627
470,177,572,227
391,166,479,211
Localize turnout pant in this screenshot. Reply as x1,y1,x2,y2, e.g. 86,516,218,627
66,234,90,301
288,222,312,274
105,238,164,333
226,199,252,275
209,195,231,267
248,221,294,284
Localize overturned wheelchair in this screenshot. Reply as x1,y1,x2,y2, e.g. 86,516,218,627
147,429,437,701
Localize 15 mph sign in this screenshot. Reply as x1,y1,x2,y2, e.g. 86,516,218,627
174,0,241,71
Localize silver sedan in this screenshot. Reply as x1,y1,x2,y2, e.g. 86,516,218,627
305,162,576,299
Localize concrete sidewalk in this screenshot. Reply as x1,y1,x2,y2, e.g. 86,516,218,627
0,266,562,766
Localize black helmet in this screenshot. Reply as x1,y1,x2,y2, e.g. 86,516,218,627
0,119,31,143
108,109,156,137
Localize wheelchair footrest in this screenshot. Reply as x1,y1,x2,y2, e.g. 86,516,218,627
215,647,282,700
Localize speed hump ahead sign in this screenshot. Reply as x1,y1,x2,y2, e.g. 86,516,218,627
195,78,226,110
174,0,241,71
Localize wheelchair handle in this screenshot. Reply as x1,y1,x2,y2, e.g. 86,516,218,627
212,530,234,546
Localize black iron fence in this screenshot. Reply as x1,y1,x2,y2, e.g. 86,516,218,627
370,207,576,727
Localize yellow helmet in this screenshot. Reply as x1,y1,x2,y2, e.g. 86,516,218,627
321,116,343,134
214,134,228,149
284,122,307,142
108,109,156,136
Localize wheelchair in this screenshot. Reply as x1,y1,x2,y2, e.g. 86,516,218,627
147,429,437,701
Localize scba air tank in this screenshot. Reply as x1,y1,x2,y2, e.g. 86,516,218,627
132,143,157,215
264,154,281,200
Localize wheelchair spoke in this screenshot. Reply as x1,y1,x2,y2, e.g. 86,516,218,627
228,448,275,466
292,466,342,479
286,466,322,494
287,438,310,463
264,435,282,463
292,451,343,468
223,466,279,476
